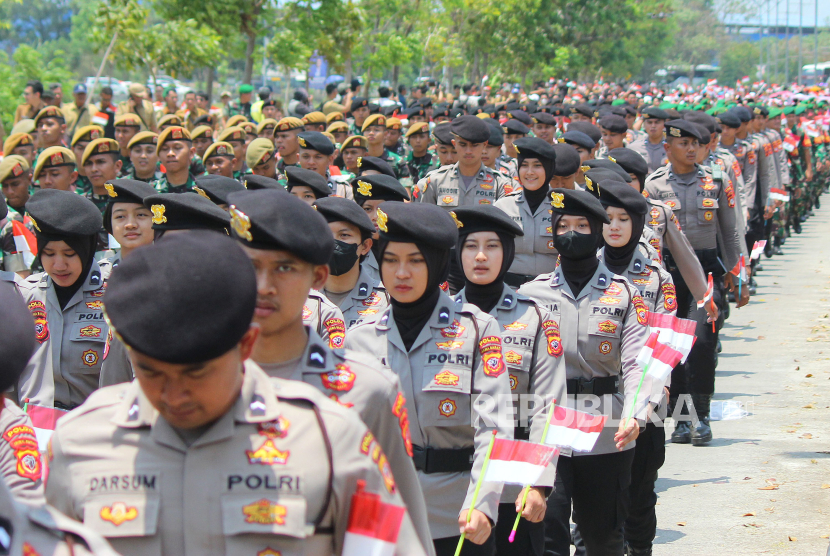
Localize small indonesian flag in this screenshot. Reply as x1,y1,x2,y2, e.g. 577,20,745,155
696,273,713,309
769,188,790,202
783,133,799,152
108,234,121,250
24,402,68,483
543,405,607,453
482,438,559,486
646,313,696,363
635,332,684,386
342,480,405,556
730,254,747,283
12,220,36,267
92,111,109,127
750,240,767,260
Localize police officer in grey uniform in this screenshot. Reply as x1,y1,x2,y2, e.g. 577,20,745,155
346,202,513,556
639,107,670,173
17,190,112,410
45,231,427,556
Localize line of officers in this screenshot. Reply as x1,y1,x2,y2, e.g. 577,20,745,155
0,100,823,556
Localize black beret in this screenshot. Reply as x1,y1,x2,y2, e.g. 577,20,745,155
0,283,36,390
502,119,530,135
730,106,753,123
226,189,334,265
683,111,716,135
752,104,769,117
143,192,231,232
609,106,628,118
451,115,490,143
641,107,670,120
356,155,395,178
285,166,330,198
451,204,524,238
243,174,284,191
194,175,247,205
26,189,102,237
566,121,602,144
417,97,433,108
552,143,581,176
561,130,596,149
596,181,648,215
531,112,556,126
599,115,628,134
297,131,334,155
406,106,426,119
193,114,215,127
504,102,521,112
665,109,682,120
514,137,556,163
476,104,497,118
432,123,455,145
520,102,537,113
665,119,703,141
571,104,595,118
535,105,553,114
377,201,458,249
584,158,631,181
486,123,504,146
550,188,610,223
507,110,533,126
692,124,711,145
366,103,381,115
607,148,648,176
552,105,568,117
104,179,158,206
314,196,375,236
715,111,741,128
350,97,369,112
433,106,458,120
381,105,398,117
104,231,256,364
352,173,409,203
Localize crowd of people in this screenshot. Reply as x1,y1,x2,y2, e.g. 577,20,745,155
0,74,828,556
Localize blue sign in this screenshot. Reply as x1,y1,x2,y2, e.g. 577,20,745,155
309,51,328,89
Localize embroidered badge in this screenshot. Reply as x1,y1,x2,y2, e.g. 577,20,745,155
242,499,287,525
434,370,460,386
100,503,138,526
79,325,102,338
321,364,356,391
440,319,466,338
662,283,677,311
435,340,464,351
439,398,457,417
478,336,506,377
28,301,49,343
504,350,522,365
703,210,713,221
503,321,528,331
376,208,388,232
230,206,253,242
246,439,289,465
509,374,518,391
632,294,649,325
599,340,613,355
598,320,618,334
324,318,346,348
391,392,412,456
151,204,166,225
85,300,103,310
258,416,290,439
82,349,99,367
599,296,621,305
542,320,563,357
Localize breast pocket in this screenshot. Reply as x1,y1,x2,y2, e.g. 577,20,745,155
83,492,160,541
419,348,473,428
696,196,719,224
586,315,622,362
222,494,308,556
437,193,459,207
68,322,108,374
501,333,534,393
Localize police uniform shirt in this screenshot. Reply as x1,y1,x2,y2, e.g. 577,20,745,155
493,190,558,277
98,333,133,388
345,293,512,539
749,132,775,209
0,400,45,503
416,163,510,209
17,260,111,409
722,138,757,213
644,140,668,174
302,290,347,349
326,268,390,329
326,171,355,200
764,128,791,186
706,150,750,259
519,264,650,456
362,251,381,283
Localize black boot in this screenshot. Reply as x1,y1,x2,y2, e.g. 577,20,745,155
749,277,757,295
671,421,691,444
627,547,653,556
764,240,774,258
691,394,713,446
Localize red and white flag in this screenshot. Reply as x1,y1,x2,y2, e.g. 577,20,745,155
12,220,36,267
646,313,696,363
769,188,790,202
92,111,109,127
542,405,607,453
750,240,767,260
783,133,799,152
696,273,713,309
635,332,684,385
730,255,747,283
342,480,405,556
24,402,68,483
482,438,559,486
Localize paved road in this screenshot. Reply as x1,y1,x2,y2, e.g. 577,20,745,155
654,203,830,555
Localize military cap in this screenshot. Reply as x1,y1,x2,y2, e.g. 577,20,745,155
550,105,568,117
405,122,430,138
609,106,628,118
486,124,504,147
0,155,30,184
641,106,670,120
683,111,716,135
552,143,581,176
599,115,628,134
217,126,246,144
321,131,336,144
102,178,158,233
193,114,215,128
158,113,183,128
33,147,75,181
753,105,769,117
715,111,741,128
514,137,556,162
549,188,610,223
507,110,533,126
297,131,335,155
127,131,158,150
33,106,64,126
191,125,214,140
325,112,345,125
143,192,230,232
479,117,500,129
193,175,246,205
691,124,711,145
596,180,648,215
352,173,410,204
203,141,236,161
531,112,556,126
114,113,142,128
451,115,490,143
3,132,33,154
225,115,249,128
386,117,403,131
10,119,35,136
417,97,433,109
326,121,349,135
433,106,459,120
377,201,458,248
240,122,256,137
361,114,386,132
156,126,192,156
381,105,400,117
606,148,647,177
0,282,37,390
256,118,278,135
302,111,327,125
314,196,376,236
274,117,305,133
350,97,369,112
104,231,256,364
406,106,426,119
364,103,380,116
504,102,521,112
581,169,620,197
731,106,753,123
26,189,102,236
128,83,146,96
81,138,120,167
502,119,530,135
243,174,283,191
226,189,334,265
239,84,254,94
70,125,104,147
571,104,595,118
341,135,369,150
285,166,330,198
566,122,601,144
664,119,702,141
245,137,275,168
356,155,395,177
432,123,455,146
584,158,631,181
451,204,524,237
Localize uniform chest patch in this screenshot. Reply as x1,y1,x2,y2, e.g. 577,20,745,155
632,295,649,325
542,320,563,357
79,325,102,338
439,398,457,417
28,301,49,343
478,336,506,377
82,349,99,367
246,440,290,465
441,320,466,338
503,321,528,331
321,364,356,391
362,292,383,306
243,499,287,525
603,283,622,296
599,340,613,355
598,320,618,334
434,370,460,386
323,318,346,348
650,208,660,219
662,283,677,311
100,503,138,526
435,340,464,351
504,350,522,365
599,296,621,305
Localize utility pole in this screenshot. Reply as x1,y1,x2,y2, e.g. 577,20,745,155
775,0,779,82
785,0,790,84
814,0,819,86
798,0,803,85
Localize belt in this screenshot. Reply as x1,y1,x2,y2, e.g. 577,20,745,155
412,445,475,474
514,426,530,441
566,376,619,395
53,401,77,411
504,272,535,288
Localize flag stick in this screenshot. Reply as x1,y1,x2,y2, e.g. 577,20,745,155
509,398,558,542
625,362,650,426
711,298,716,333
454,430,498,556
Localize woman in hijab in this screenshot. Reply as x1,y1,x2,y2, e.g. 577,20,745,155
493,137,558,287
16,189,112,411
101,179,157,268
346,202,513,556
519,188,649,556
453,204,566,556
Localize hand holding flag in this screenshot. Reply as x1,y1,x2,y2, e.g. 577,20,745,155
342,480,405,556
697,273,716,332
750,240,767,260
647,312,697,363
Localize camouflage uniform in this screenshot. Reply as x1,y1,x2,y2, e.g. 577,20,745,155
405,151,440,184
153,173,198,194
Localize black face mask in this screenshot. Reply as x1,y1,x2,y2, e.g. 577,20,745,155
328,240,359,277
554,231,598,259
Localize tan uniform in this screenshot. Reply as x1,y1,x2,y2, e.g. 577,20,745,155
302,290,347,349
45,363,427,556
494,190,558,277
14,102,46,124
346,294,513,539
326,268,390,329
0,400,45,503
257,328,433,554
17,261,111,410
115,100,157,132
417,163,510,208
176,107,208,131
62,103,96,139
